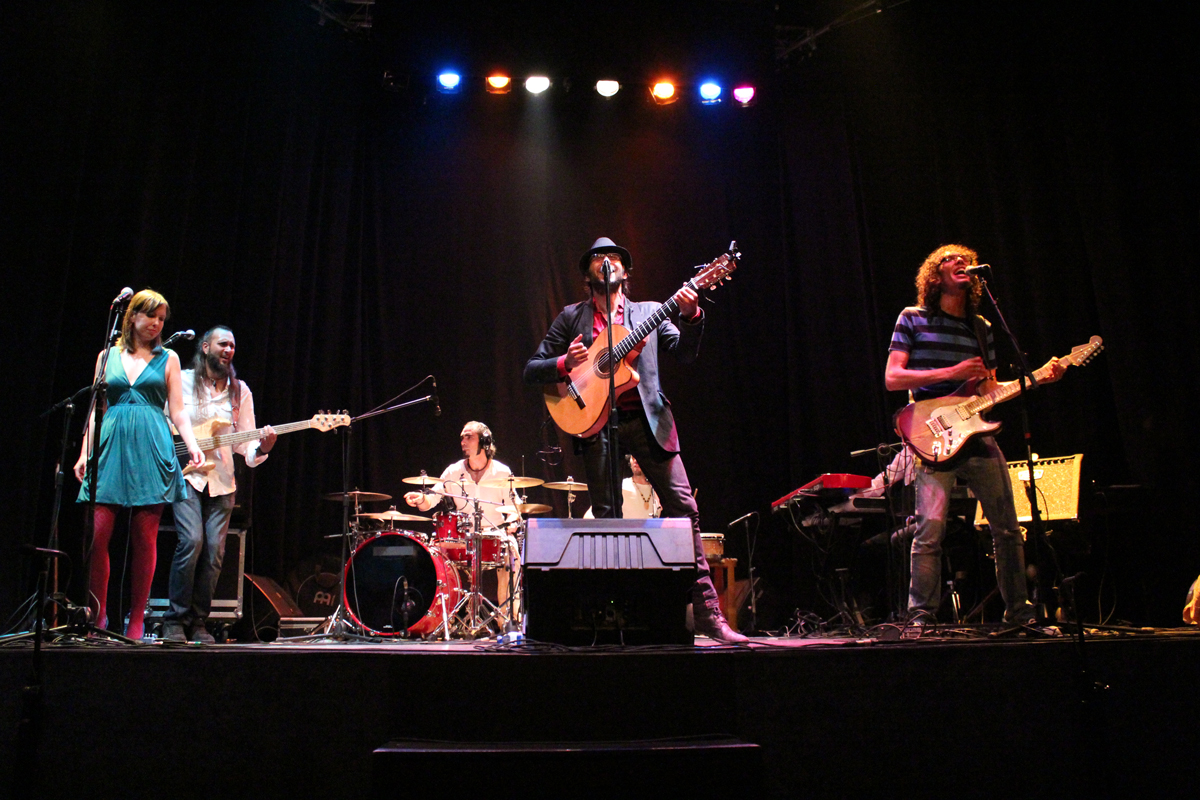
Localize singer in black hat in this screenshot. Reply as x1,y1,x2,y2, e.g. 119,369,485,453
524,236,747,643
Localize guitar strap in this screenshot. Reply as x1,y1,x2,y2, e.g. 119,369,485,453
971,314,995,371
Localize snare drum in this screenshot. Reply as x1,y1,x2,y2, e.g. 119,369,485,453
343,531,463,636
700,532,725,562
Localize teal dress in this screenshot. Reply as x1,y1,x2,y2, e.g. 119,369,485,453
77,346,188,506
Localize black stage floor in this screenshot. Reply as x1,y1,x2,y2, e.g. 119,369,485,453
2,627,1198,799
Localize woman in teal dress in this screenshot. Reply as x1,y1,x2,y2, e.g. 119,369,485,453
74,289,204,640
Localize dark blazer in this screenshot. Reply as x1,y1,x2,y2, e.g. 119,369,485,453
524,298,704,453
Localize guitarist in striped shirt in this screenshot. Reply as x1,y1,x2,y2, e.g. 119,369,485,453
885,245,1065,627
162,326,275,643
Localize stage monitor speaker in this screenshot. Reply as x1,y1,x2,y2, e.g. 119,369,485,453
976,453,1084,525
523,518,696,646
230,573,303,642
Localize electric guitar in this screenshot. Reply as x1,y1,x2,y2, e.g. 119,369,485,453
174,411,349,475
893,336,1103,463
544,244,741,438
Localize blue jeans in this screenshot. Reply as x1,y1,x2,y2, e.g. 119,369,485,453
166,483,235,624
579,408,721,614
909,437,1034,623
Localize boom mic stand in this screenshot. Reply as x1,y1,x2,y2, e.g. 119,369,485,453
601,258,622,516
285,389,438,643
975,273,1058,624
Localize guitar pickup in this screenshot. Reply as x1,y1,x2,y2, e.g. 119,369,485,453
565,379,586,410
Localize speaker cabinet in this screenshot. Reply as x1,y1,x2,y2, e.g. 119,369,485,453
976,453,1084,524
523,518,697,646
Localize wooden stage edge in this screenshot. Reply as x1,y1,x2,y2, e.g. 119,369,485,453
2,628,1198,799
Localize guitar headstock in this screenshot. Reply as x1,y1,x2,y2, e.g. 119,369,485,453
311,411,351,431
1067,336,1104,367
692,241,741,291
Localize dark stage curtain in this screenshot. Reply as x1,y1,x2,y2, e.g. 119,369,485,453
3,2,1196,626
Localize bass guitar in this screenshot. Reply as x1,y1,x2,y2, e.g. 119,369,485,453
544,244,741,438
893,336,1103,463
175,411,349,475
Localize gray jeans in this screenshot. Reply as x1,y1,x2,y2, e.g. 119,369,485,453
909,437,1034,623
166,482,235,624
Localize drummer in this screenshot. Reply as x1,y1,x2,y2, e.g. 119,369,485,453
404,421,520,613
403,421,514,528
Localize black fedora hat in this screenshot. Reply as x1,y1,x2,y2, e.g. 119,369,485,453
578,237,632,274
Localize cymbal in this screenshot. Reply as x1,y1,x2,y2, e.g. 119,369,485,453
499,503,553,516
401,475,444,487
356,508,431,523
478,475,545,489
323,490,391,503
543,480,588,492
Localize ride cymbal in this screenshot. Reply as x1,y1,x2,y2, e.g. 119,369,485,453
477,475,545,489
323,490,391,503
499,503,553,516
543,480,588,491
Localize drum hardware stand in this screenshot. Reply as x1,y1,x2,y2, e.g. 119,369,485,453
450,496,508,639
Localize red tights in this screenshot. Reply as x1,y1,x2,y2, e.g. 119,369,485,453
89,503,163,640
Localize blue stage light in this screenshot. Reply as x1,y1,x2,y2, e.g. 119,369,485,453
699,82,722,104
437,72,462,93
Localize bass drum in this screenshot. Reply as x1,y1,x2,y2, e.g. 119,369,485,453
343,531,462,637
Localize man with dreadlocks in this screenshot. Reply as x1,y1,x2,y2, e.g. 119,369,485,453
886,245,1065,627
162,326,275,643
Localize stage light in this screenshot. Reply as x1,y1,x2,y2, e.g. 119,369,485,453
733,86,756,106
595,80,621,97
525,76,551,94
699,82,722,104
436,72,462,93
486,75,512,94
650,81,677,104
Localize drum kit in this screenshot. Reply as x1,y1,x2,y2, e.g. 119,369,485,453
309,474,588,641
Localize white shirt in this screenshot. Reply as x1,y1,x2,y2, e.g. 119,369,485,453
584,477,661,520
437,458,512,529
179,369,268,497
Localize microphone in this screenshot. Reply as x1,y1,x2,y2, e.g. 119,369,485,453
728,511,757,529
602,256,611,277
965,264,992,277
431,377,441,417
162,329,195,347
111,287,134,306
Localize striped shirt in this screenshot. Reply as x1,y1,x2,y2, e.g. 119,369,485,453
889,306,994,400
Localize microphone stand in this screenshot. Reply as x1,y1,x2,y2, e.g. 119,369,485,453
602,260,621,516
975,275,1057,623
285,393,436,643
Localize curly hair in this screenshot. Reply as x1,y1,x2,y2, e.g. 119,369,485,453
915,245,982,315
118,289,170,352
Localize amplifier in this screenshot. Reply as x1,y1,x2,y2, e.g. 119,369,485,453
976,454,1084,525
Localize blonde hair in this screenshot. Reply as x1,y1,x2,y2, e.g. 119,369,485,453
118,289,170,352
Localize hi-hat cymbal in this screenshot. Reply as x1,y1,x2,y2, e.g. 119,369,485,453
356,507,430,523
543,480,588,491
323,490,391,503
478,475,545,489
401,475,445,487
499,503,553,517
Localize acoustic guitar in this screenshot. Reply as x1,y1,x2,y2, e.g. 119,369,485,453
544,246,741,438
